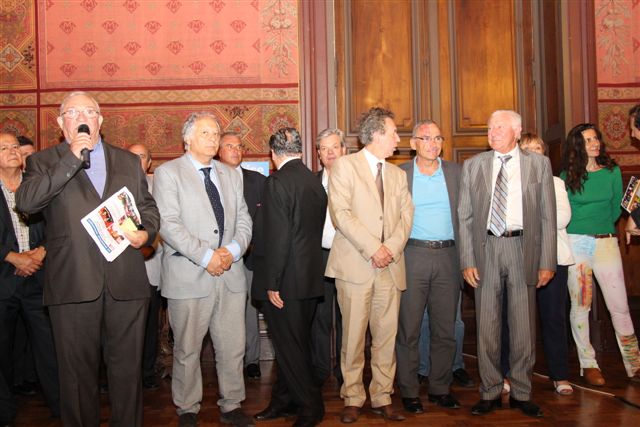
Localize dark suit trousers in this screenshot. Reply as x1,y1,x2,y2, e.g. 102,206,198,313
501,265,569,381
310,249,343,385
0,276,59,417
263,299,324,420
142,285,161,379
396,244,459,396
49,288,148,427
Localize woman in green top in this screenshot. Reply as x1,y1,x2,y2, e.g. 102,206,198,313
561,123,640,386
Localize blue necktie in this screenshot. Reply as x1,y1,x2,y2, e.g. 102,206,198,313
200,167,224,246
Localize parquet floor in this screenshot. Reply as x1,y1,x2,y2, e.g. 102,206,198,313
16,348,640,426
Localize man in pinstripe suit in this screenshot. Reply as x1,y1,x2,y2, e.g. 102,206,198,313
458,110,556,418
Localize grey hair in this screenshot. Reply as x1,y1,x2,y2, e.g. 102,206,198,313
488,110,522,128
220,131,241,141
315,128,345,149
59,91,100,115
358,107,394,146
411,120,438,137
182,112,220,145
269,128,302,156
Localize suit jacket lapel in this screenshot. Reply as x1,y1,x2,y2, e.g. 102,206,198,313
520,149,531,191
405,160,414,195
356,150,382,206
442,160,456,214
0,190,13,238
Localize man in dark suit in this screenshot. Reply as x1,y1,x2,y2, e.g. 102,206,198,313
458,110,556,418
16,92,160,427
395,120,462,413
252,128,327,427
0,133,59,426
311,128,346,386
218,131,266,381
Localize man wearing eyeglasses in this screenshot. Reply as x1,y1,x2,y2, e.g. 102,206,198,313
16,91,160,427
154,114,253,427
395,121,463,413
217,131,266,381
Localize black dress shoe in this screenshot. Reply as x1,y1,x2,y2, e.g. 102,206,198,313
401,397,424,413
220,408,255,427
143,376,159,390
178,412,198,427
470,398,502,415
428,393,461,409
452,368,475,388
508,397,543,418
254,403,297,421
246,363,261,379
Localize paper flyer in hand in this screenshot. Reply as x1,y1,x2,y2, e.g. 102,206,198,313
621,176,640,213
81,186,142,262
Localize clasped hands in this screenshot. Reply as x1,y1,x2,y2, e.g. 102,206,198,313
371,244,393,269
8,246,46,277
206,247,233,277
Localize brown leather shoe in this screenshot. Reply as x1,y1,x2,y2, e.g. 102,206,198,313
371,405,406,421
583,368,605,386
340,406,360,424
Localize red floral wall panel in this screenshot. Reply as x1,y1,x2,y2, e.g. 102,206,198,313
595,0,640,173
0,0,300,166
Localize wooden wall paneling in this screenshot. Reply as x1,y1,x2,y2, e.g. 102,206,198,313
450,0,520,136
336,0,418,154
299,0,331,171
538,0,565,174
561,0,598,127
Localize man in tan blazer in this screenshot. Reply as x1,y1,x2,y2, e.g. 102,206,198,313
326,107,413,423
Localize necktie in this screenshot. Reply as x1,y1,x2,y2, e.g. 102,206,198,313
376,162,384,241
489,155,512,237
201,167,225,246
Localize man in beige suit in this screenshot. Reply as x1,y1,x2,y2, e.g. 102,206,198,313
326,107,413,423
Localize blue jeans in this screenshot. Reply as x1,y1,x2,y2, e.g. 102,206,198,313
418,292,465,376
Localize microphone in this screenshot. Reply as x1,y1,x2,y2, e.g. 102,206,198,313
78,124,91,169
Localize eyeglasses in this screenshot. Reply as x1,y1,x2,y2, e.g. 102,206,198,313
61,108,101,119
413,135,445,143
222,144,245,151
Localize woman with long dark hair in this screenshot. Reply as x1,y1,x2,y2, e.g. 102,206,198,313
560,123,640,386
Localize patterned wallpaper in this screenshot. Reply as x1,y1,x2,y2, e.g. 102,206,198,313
595,0,640,173
0,0,300,166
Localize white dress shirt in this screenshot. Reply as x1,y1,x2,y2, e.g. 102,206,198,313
321,169,336,249
487,146,523,231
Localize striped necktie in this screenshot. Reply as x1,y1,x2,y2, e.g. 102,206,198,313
489,155,511,236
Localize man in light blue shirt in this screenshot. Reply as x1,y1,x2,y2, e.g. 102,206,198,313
395,120,464,413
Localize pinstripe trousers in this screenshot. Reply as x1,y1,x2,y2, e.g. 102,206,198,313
476,235,536,401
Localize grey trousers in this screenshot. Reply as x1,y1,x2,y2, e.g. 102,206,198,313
168,285,247,414
476,235,536,401
396,244,459,396
243,267,260,366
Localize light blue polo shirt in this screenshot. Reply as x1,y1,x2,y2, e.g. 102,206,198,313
410,158,454,241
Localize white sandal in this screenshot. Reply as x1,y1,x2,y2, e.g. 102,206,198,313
553,381,573,395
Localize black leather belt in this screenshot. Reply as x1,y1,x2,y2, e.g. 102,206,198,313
487,229,523,238
407,238,455,249
594,233,616,239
